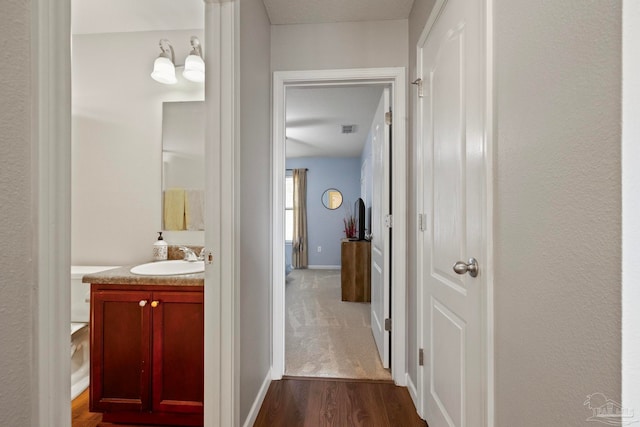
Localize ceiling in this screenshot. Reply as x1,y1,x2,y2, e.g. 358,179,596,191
286,86,384,158
72,0,407,158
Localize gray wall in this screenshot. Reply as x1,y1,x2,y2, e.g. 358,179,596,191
407,0,436,389
239,0,272,423
493,1,621,424
271,19,408,71
72,30,204,266
407,1,622,424
0,0,34,424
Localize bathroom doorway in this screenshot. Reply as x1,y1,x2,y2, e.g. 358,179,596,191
69,0,205,425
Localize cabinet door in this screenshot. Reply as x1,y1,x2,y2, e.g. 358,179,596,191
151,291,204,414
90,290,152,413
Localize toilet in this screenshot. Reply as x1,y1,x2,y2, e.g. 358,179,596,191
70,265,117,400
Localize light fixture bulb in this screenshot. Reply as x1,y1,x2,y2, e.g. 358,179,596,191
151,56,177,85
183,53,205,83
151,40,177,85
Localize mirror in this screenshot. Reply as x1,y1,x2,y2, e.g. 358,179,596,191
162,101,205,230
321,188,343,210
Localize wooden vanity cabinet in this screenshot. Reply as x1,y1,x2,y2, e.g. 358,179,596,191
90,284,204,426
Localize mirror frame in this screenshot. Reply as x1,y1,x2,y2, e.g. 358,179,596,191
321,188,343,210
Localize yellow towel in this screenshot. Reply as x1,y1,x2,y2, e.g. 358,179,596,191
163,188,185,230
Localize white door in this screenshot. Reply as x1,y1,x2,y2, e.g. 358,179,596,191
418,0,487,425
371,88,391,368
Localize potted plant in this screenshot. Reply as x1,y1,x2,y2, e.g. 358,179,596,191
343,206,356,239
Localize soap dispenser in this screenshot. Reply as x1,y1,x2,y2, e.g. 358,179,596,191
153,232,168,261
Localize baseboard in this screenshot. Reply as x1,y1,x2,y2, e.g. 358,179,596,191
406,372,419,412
307,265,341,270
406,372,427,421
242,368,272,427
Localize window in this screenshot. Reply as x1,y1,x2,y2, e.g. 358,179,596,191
285,174,293,242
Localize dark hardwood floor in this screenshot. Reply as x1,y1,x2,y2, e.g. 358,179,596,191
74,377,427,426
72,389,157,427
254,377,427,427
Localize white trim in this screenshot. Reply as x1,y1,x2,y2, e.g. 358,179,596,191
484,0,496,425
406,372,419,412
414,3,445,417
272,68,407,385
204,1,239,426
414,11,427,419
33,0,72,425
241,370,272,427
622,0,640,419
307,265,341,270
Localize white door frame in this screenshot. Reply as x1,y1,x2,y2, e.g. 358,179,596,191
33,0,238,425
414,0,494,424
271,68,408,385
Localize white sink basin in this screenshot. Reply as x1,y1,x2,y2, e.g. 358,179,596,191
130,260,205,276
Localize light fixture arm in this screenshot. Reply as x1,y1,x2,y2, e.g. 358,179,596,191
190,36,203,58
158,39,175,63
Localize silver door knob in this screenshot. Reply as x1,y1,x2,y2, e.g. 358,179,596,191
453,258,479,278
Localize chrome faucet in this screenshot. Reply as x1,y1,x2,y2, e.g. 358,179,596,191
179,246,198,262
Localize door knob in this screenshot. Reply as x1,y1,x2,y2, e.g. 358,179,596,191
453,258,479,278
151,301,160,308
139,300,148,307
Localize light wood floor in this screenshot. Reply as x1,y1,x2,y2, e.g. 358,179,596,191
285,269,390,380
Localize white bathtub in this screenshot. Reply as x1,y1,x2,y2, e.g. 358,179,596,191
71,266,118,399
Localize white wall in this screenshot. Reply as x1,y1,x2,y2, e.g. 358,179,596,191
0,1,35,424
271,20,408,71
239,0,272,423
407,0,436,391
72,30,204,266
623,0,640,419
494,1,621,424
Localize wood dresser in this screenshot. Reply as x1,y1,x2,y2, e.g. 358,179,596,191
340,239,371,302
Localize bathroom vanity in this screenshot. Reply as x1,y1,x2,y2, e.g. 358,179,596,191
83,267,204,426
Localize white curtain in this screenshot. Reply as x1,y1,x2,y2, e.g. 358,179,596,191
292,169,308,269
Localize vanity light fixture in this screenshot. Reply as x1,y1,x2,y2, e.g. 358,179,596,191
151,37,205,85
151,39,177,84
182,37,205,83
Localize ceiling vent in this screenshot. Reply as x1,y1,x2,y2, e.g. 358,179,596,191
341,124,357,134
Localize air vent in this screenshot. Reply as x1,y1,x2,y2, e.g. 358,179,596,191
341,124,357,134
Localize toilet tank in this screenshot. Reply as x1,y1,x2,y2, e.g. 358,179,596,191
71,266,118,323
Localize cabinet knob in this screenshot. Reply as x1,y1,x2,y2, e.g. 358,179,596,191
151,300,160,308
139,300,147,307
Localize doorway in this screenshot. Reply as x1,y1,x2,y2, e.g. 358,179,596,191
271,68,408,386
283,85,389,379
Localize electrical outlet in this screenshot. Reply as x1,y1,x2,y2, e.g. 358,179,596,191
317,246,322,253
